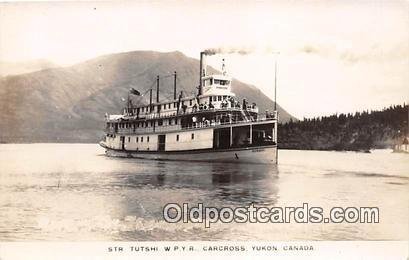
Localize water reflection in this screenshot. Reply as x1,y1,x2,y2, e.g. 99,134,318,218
121,159,280,206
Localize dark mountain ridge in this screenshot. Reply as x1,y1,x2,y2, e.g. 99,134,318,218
0,50,294,143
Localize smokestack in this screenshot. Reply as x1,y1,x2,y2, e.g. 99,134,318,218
173,71,177,100
199,52,204,96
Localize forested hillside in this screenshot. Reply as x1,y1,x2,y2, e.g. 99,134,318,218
278,104,408,151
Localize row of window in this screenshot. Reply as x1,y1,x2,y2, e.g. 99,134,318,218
139,102,179,113
209,95,229,102
126,134,195,143
132,95,231,114
203,78,230,86
111,118,177,129
176,133,195,141
131,136,150,143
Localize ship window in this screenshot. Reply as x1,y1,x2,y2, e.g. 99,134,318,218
141,107,144,112
147,136,149,142
209,96,212,102
214,79,229,85
158,120,163,126
136,137,139,142
141,137,143,142
218,96,222,101
174,102,177,108
189,99,193,106
191,133,194,140
223,95,227,100
176,135,179,141
128,137,131,142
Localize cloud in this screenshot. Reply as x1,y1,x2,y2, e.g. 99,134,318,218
203,47,255,56
299,42,409,65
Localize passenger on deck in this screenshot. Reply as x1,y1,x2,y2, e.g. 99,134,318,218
192,116,197,127
242,98,247,110
221,99,228,108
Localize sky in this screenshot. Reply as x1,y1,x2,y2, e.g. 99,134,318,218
0,0,408,118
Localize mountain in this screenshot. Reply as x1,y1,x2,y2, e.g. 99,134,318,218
0,51,295,143
0,59,58,77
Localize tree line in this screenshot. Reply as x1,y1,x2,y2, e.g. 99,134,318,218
278,104,408,151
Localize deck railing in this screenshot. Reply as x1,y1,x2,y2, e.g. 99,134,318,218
109,106,260,121
108,111,277,135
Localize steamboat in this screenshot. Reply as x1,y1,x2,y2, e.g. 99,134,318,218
100,52,278,164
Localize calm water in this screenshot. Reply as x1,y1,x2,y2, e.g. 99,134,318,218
0,144,408,241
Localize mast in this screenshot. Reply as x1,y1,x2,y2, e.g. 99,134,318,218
156,75,160,103
174,71,177,100
274,52,279,111
149,88,153,113
127,91,130,115
273,52,279,164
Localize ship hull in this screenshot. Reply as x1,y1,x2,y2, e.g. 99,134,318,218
101,144,277,164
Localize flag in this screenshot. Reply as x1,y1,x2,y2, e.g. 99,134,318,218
129,88,141,96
